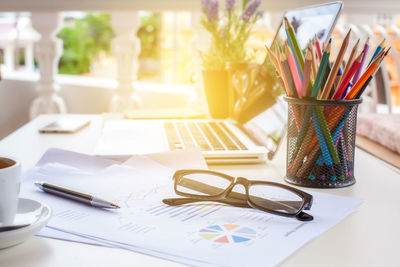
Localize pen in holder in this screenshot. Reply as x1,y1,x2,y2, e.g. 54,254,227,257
284,97,362,188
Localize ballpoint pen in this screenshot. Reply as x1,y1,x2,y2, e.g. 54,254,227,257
34,181,120,209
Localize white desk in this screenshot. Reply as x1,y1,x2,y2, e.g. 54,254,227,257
1,114,400,267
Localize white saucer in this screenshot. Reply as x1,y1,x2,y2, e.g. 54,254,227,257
0,198,52,249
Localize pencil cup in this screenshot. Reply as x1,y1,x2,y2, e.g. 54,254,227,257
284,97,362,188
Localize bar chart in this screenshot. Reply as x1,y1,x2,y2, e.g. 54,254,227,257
146,203,224,222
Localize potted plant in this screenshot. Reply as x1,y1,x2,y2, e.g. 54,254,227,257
200,0,263,118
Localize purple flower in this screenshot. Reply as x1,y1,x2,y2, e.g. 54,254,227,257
257,10,264,19
241,0,260,22
202,0,219,21
225,0,235,13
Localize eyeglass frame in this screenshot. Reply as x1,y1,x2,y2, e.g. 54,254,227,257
164,169,313,221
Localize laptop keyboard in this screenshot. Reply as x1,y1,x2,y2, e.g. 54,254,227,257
164,121,248,151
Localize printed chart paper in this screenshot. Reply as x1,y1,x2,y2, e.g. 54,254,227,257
21,149,362,267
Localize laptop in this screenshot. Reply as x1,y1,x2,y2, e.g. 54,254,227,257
95,2,343,164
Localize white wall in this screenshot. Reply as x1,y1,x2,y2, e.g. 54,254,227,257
0,79,37,139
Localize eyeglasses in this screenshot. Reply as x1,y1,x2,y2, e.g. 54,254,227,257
163,170,313,221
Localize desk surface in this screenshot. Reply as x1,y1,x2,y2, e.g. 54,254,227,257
1,114,400,267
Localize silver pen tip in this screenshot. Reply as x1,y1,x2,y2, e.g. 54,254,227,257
34,181,44,190
111,203,120,209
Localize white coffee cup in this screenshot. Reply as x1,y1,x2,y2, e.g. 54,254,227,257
0,156,21,226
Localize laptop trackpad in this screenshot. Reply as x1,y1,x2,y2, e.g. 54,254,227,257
95,120,168,155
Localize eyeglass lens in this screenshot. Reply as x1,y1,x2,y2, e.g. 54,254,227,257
177,173,231,196
248,184,303,214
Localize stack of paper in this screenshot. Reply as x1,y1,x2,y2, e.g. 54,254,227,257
21,148,361,267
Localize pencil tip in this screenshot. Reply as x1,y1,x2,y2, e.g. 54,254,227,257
306,48,312,59
356,51,364,61
384,47,391,56
284,17,290,27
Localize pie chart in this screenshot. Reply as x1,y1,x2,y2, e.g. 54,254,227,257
199,224,256,243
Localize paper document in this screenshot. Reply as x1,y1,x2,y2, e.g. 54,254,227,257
27,148,207,249
21,148,361,267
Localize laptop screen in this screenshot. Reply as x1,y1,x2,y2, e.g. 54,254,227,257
242,2,342,159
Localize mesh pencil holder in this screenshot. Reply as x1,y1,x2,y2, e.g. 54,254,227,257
284,97,362,188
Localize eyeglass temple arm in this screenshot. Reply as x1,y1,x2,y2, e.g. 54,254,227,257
180,178,307,211
163,197,250,208
163,197,313,221
164,197,296,213
227,191,300,213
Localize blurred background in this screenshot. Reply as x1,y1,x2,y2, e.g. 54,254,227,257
0,0,399,139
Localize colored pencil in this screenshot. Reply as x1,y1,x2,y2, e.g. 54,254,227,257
320,61,331,99
314,35,322,61
332,51,364,100
354,76,373,99
289,40,331,164
352,37,370,84
284,17,305,71
294,106,348,178
311,117,349,179
333,67,343,95
311,107,344,180
311,39,331,98
340,83,352,99
303,49,312,98
351,49,387,101
274,44,291,96
308,41,318,80
268,44,303,130
367,39,386,66
310,108,334,177
314,106,344,180
341,39,359,83
320,29,351,99
285,44,303,98
344,52,384,100
351,45,387,101
285,36,301,81
266,45,290,96
265,45,279,69
281,53,298,98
